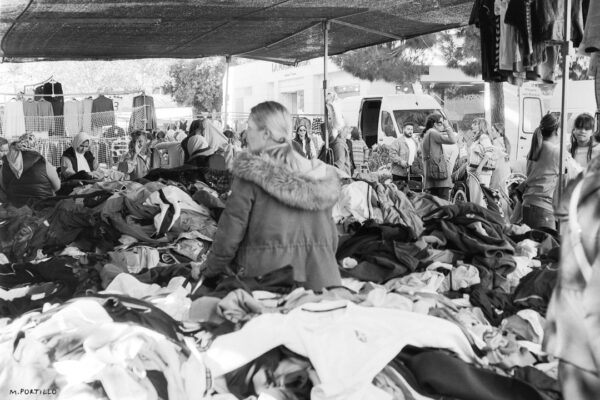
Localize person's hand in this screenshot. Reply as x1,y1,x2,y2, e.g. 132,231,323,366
443,120,453,131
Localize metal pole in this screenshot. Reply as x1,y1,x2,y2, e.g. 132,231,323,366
323,20,330,149
224,55,231,130
557,0,572,231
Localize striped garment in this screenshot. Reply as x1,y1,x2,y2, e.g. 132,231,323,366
351,139,368,167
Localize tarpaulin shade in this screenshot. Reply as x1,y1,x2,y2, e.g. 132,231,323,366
0,0,472,64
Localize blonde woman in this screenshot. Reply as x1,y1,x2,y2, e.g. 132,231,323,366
199,101,342,290
468,118,496,187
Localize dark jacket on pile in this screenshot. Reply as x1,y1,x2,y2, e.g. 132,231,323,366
423,202,515,290
204,152,342,290
1,151,54,207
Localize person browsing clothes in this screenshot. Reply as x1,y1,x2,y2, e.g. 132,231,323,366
196,101,343,290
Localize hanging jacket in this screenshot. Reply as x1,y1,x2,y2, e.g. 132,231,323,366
204,152,342,290
1,151,53,207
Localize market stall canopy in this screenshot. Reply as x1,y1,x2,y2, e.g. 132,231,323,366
0,0,472,64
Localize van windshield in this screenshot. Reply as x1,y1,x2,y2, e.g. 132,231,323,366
393,110,438,134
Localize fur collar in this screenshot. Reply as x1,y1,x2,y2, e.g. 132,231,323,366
232,152,341,211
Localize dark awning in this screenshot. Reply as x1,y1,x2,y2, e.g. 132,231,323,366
0,0,473,64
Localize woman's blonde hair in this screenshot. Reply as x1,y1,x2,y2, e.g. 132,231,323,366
472,118,489,141
250,101,300,169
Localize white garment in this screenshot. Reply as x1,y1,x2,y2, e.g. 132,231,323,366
406,137,417,166
81,98,93,133
64,100,82,136
332,181,376,224
206,301,476,400
2,100,26,137
75,152,91,172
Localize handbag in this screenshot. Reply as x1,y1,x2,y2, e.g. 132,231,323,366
425,131,448,180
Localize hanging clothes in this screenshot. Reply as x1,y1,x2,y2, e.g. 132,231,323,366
128,94,157,132
91,95,115,132
64,100,82,136
470,0,503,82
82,97,93,133
582,0,600,52
36,99,55,134
22,99,38,133
42,81,64,136
1,100,26,137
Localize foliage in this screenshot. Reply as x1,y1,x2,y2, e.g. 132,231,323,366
332,37,435,84
437,26,482,78
162,58,226,113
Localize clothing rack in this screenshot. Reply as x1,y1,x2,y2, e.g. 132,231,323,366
0,90,145,98
23,75,56,94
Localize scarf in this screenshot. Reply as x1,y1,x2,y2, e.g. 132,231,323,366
6,134,38,179
72,131,91,151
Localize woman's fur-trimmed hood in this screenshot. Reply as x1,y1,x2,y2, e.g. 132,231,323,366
233,152,341,211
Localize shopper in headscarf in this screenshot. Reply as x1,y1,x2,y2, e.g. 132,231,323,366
117,130,151,180
182,118,205,162
0,133,60,207
197,101,342,290
60,132,99,180
185,134,212,167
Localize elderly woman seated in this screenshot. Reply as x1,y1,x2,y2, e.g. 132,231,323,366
60,132,100,180
0,134,60,207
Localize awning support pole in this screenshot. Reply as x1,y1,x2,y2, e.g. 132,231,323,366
557,0,572,233
224,55,231,129
323,20,330,149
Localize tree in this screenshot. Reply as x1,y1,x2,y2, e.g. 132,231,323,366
332,37,434,85
436,26,504,126
162,58,226,114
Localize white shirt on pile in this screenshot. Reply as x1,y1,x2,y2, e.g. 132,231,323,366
206,300,477,400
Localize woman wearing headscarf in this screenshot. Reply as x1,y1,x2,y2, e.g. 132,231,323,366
0,133,60,207
196,101,342,290
60,132,99,180
185,134,212,167
117,130,151,180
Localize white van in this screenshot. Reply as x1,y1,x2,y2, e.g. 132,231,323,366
500,83,545,166
548,79,596,132
339,94,445,148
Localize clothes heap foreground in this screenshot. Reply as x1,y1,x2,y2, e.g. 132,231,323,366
0,167,563,400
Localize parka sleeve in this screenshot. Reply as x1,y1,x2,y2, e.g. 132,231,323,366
204,177,255,277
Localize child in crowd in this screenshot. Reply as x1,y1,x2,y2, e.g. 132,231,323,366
569,113,600,169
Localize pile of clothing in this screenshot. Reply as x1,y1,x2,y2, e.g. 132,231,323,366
0,172,563,400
